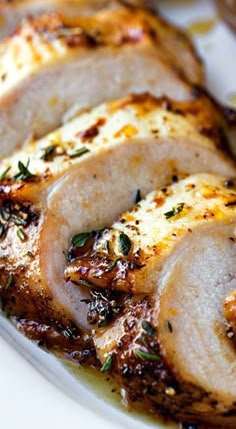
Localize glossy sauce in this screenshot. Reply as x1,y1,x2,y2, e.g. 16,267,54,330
227,92,236,108
57,353,178,429
187,18,217,35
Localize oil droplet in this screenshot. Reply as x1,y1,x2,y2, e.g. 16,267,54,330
48,96,59,107
227,92,236,108
187,18,217,35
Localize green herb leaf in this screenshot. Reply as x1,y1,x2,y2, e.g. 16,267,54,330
166,320,173,333
98,308,114,328
70,147,90,159
136,334,148,347
11,215,26,226
104,240,110,253
119,233,131,256
0,222,5,239
164,203,185,220
40,145,55,161
17,228,26,241
71,232,90,248
19,264,26,269
142,320,156,337
0,166,11,181
134,348,160,361
0,208,10,221
79,279,97,288
105,258,121,273
100,354,113,373
5,273,14,290
135,189,142,204
13,159,35,181
27,251,34,258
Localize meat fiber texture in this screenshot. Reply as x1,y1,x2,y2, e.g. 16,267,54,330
0,93,235,427
0,7,204,157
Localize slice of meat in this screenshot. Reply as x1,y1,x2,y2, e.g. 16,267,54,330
84,174,236,428
0,7,204,157
0,0,154,40
0,93,235,336
0,183,97,363
64,173,236,294
0,0,147,40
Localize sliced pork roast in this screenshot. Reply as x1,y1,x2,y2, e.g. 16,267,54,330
0,92,234,357
0,0,156,40
0,7,204,157
67,173,236,428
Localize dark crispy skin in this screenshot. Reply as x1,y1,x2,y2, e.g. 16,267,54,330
0,183,96,363
89,291,236,428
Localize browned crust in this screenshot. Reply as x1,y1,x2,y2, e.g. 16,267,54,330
1,7,203,86
89,292,236,427
0,184,96,362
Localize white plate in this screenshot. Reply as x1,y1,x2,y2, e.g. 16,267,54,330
0,1,235,429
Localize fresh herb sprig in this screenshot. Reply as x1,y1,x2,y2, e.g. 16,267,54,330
13,159,35,181
101,354,113,373
0,166,11,181
134,348,160,361
164,203,185,220
71,232,90,247
119,233,131,256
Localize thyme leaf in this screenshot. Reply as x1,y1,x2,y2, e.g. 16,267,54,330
105,258,121,273
71,232,90,248
119,233,131,256
164,203,185,219
11,215,26,226
0,166,11,181
5,273,14,290
40,145,55,161
142,320,156,337
104,240,110,253
17,228,26,241
134,348,160,361
166,320,173,333
100,354,113,373
79,279,97,288
135,189,142,204
70,147,90,159
0,222,5,238
136,334,148,347
13,159,35,181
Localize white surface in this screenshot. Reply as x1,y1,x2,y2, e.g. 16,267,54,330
0,1,236,429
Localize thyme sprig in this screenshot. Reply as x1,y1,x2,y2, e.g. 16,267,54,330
13,159,35,181
164,203,185,219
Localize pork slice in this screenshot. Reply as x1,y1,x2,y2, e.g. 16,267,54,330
0,7,204,157
87,174,236,427
0,0,154,40
0,93,234,331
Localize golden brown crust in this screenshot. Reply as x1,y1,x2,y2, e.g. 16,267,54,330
0,7,204,85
